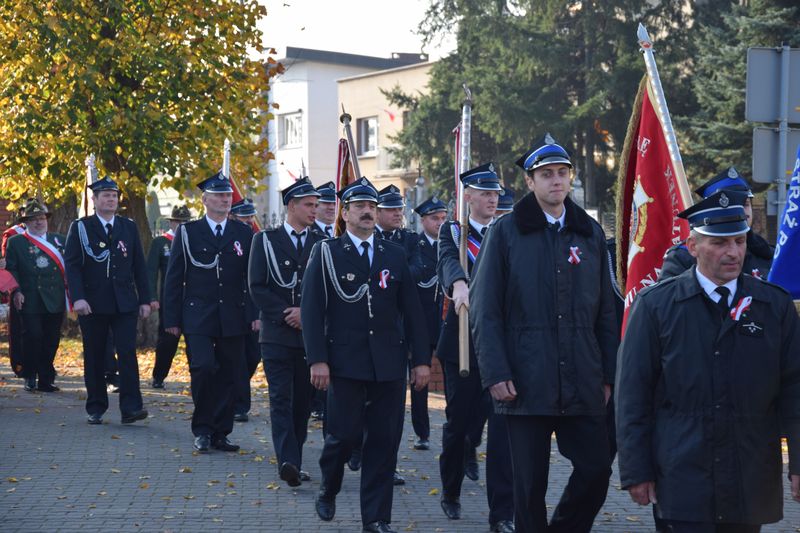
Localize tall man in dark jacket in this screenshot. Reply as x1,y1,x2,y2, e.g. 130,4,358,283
616,190,800,531
162,172,258,453
437,163,515,533
5,200,67,392
229,198,260,422
301,178,430,533
148,204,192,389
660,167,772,280
470,135,618,533
249,177,322,487
64,176,152,425
407,195,448,451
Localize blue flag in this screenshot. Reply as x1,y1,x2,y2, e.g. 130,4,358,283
768,144,800,298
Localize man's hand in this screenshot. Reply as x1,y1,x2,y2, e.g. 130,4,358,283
251,319,261,332
410,365,431,391
12,291,24,311
628,481,657,505
73,299,91,316
165,327,181,337
792,474,800,503
452,280,469,312
604,384,612,406
489,380,517,402
283,307,302,329
139,304,151,319
150,300,160,311
310,362,330,391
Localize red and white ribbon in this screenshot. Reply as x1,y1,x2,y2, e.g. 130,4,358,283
730,296,752,321
751,268,761,279
233,240,243,256
379,269,390,289
568,246,581,264
117,240,127,254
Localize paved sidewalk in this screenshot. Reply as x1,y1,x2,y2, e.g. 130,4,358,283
2,361,800,532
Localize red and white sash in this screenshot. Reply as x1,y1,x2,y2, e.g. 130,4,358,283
164,229,175,242
22,231,71,311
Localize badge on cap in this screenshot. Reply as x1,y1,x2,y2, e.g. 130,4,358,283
545,133,555,145
719,192,729,208
360,178,368,186
488,163,495,173
728,167,738,178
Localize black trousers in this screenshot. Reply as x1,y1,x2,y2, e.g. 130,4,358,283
20,312,63,385
8,302,24,376
439,360,514,524
664,521,760,533
261,343,312,470
408,360,429,440
234,331,260,415
319,376,405,526
185,334,244,438
152,309,180,382
78,311,143,416
506,414,612,533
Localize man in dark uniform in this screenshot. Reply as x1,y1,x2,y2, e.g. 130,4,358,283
311,181,337,239
301,178,430,533
660,167,773,280
64,176,152,425
249,177,322,487
470,135,618,533
407,195,449,451
308,181,337,423
229,198,261,422
162,172,258,452
437,163,515,533
148,204,192,389
5,200,67,392
616,190,800,532
375,184,417,257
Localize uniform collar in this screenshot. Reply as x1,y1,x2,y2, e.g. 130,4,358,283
284,221,308,239
543,207,566,229
695,266,737,305
346,230,375,250
424,232,437,246
205,215,226,233
468,218,489,235
96,213,115,228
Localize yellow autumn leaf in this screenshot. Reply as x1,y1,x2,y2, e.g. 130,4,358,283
139,483,149,489
428,488,439,495
7,477,18,483
179,467,192,473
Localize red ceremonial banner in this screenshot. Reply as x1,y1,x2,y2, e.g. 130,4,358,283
334,139,355,237
616,76,691,332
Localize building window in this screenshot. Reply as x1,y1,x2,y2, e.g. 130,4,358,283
357,116,378,155
279,112,302,148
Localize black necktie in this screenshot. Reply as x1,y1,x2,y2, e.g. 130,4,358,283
360,241,371,270
325,225,332,238
105,223,113,241
215,224,222,239
548,221,561,232
480,227,487,236
715,286,731,317
291,230,304,256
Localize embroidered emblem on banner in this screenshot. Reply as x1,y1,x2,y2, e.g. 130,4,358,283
379,269,390,289
233,241,243,256
568,246,581,265
730,296,752,321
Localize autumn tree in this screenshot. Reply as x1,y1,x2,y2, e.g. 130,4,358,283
0,0,279,242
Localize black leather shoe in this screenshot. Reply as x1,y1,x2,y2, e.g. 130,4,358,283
23,377,36,392
363,520,396,533
279,462,301,487
315,487,336,521
393,471,405,486
464,447,479,481
413,438,430,450
490,520,515,532
347,449,362,471
87,414,103,425
151,380,165,389
37,383,60,392
121,409,148,424
211,437,240,452
233,412,249,422
299,470,311,482
440,495,461,520
193,435,210,452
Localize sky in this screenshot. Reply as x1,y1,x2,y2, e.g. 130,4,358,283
257,0,456,60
